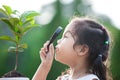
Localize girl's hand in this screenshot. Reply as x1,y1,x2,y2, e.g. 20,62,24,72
39,41,54,70
32,41,54,80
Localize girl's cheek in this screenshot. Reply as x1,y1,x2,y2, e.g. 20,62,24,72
58,39,63,45
58,40,64,50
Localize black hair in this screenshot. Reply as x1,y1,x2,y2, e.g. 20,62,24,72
71,18,110,80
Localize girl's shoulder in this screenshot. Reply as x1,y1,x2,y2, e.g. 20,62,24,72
56,74,99,80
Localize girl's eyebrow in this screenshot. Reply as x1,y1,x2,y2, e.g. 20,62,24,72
64,31,72,35
64,31,74,37
64,30,75,40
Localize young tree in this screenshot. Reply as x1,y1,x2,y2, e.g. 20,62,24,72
0,5,40,77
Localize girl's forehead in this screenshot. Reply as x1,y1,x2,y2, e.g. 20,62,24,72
64,23,74,34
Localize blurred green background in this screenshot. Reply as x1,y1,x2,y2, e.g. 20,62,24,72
0,0,120,80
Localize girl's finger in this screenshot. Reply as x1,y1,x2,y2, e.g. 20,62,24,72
40,48,46,60
44,41,49,47
40,51,45,60
49,43,54,56
44,41,49,52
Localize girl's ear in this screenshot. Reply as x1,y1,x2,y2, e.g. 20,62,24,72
75,45,89,56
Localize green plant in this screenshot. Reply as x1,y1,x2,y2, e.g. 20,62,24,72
0,5,40,71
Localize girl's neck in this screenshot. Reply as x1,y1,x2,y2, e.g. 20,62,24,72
70,65,90,79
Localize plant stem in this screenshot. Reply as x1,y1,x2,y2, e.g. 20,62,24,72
14,43,19,71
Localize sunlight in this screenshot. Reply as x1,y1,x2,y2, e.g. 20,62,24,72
0,0,120,29
0,0,56,25
91,0,120,29
0,0,55,13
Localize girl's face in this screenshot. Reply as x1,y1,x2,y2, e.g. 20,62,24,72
55,23,78,66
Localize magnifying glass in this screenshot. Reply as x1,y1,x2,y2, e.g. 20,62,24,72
46,26,63,53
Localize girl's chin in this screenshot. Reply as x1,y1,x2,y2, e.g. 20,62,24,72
55,57,68,65
55,57,61,62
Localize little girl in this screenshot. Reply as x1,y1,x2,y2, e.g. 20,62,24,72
32,17,111,80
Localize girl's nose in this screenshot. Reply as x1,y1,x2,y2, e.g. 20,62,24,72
57,39,61,44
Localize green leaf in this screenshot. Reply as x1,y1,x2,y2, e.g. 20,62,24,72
22,19,33,27
18,48,24,53
3,5,12,15
8,46,24,53
23,24,40,33
12,10,19,14
15,35,19,41
8,46,16,52
30,19,35,24
0,36,16,42
20,11,39,21
10,17,20,26
0,8,8,16
29,24,40,27
23,27,33,33
18,43,28,49
0,18,15,31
